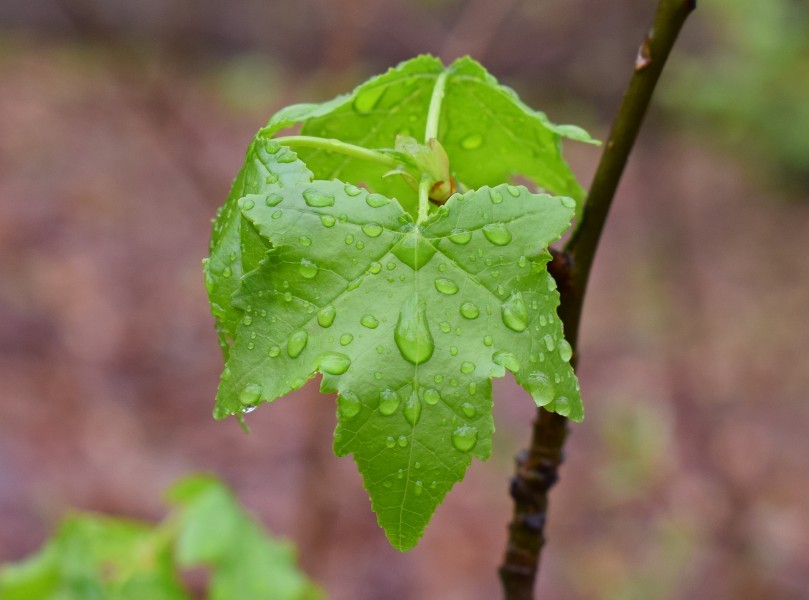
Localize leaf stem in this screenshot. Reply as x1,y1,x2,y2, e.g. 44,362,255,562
424,71,448,143
417,178,431,223
499,1,696,598
272,135,400,169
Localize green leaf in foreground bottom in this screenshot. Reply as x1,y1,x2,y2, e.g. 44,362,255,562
215,173,581,550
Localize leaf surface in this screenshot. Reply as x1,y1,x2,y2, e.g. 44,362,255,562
216,172,581,549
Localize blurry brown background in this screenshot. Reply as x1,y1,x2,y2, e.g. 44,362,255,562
1,1,808,598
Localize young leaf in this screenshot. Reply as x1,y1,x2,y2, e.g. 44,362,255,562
263,55,597,219
215,175,581,550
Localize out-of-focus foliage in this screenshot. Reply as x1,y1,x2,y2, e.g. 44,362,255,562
0,476,324,600
666,0,809,178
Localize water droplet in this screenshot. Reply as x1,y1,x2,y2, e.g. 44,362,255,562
222,266,233,278
398,435,409,448
554,396,572,416
452,425,478,452
460,133,483,150
240,198,255,210
338,392,361,419
435,278,459,295
374,372,382,380
247,342,255,350
468,382,477,395
414,480,424,496
362,223,383,238
558,339,573,362
560,196,576,209
518,256,528,269
268,345,281,357
366,193,391,207
369,262,382,274
450,346,459,356
379,389,401,416
448,229,472,245
394,294,434,365
459,302,480,319
461,402,477,418
355,241,364,250
502,292,528,332
482,223,512,246
271,210,283,219
353,85,385,114
433,374,444,384
287,330,308,358
439,321,451,333
507,185,520,197
385,436,396,448
344,234,354,245
376,345,384,354
299,236,312,247
460,361,475,374
360,314,379,329
493,350,521,373
243,315,253,326
543,334,556,351
404,390,422,425
489,189,503,204
320,214,336,227
299,258,317,279
386,262,396,270
316,352,351,375
397,469,404,479
239,383,262,406
525,372,555,406
265,193,283,207
303,189,335,207
483,335,493,347
317,305,336,328
424,389,440,405
276,151,297,164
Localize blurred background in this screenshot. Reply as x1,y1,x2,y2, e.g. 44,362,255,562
1,0,808,598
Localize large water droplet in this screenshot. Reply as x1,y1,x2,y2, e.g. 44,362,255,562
493,350,521,373
379,389,401,416
338,392,361,419
543,334,556,351
316,352,351,375
489,189,503,204
240,198,255,210
560,196,576,209
303,189,335,207
448,229,472,245
344,183,362,197
482,223,512,246
558,339,573,362
265,193,283,207
460,361,475,374
239,383,262,406
299,258,318,279
554,396,572,417
317,305,336,328
452,425,478,452
320,214,336,227
507,185,520,197
483,335,493,347
366,193,391,208
339,333,353,346
423,388,440,405
459,302,480,319
398,435,409,448
435,278,459,295
461,402,477,418
353,85,385,114
394,294,435,365
460,133,483,150
268,345,281,357
369,262,382,274
362,223,383,238
501,292,528,332
404,390,422,425
525,372,555,406
385,436,396,448
287,330,308,358
360,314,379,329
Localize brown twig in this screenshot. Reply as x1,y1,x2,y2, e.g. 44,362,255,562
499,1,696,598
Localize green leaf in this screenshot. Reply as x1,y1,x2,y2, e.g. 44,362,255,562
215,176,581,550
168,476,325,600
262,55,597,219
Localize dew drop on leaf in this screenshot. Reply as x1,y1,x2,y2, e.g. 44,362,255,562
265,193,283,207
482,223,512,246
439,321,451,333
483,335,493,347
344,183,362,196
222,266,232,278
271,210,283,219
543,334,556,351
339,333,353,346
525,372,555,406
299,236,312,247
362,223,383,237
369,261,382,274
394,294,434,365
338,392,361,419
423,388,440,405
558,338,573,362
287,330,308,358
398,435,409,448
360,314,379,329
460,361,475,374
507,185,520,197
459,302,480,319
460,133,483,150
240,198,255,210
448,229,472,245
404,390,422,425
303,189,335,207
345,234,354,245
366,193,392,207
560,196,576,209
434,278,459,295
239,383,262,406
501,291,528,332
299,258,318,279
451,425,478,452
320,214,336,227
461,402,477,418
353,85,385,114
385,436,396,448
317,305,336,328
489,189,503,204
379,388,401,416
493,350,521,373
449,346,459,356
554,396,571,417
316,352,352,375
